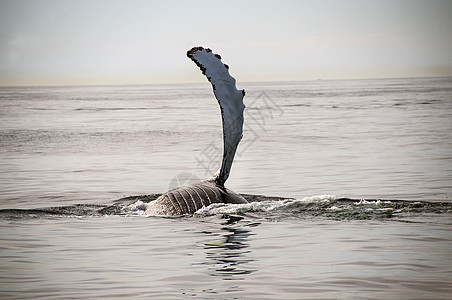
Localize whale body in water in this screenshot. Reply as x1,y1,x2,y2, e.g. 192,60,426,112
146,46,248,215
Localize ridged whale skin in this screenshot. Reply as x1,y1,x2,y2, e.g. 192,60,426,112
146,180,246,215
146,46,248,215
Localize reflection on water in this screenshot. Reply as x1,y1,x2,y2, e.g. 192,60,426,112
195,216,257,280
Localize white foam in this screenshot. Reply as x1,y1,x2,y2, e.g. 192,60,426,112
125,194,340,217
123,200,149,216
194,194,339,216
328,205,340,211
300,195,338,202
355,199,393,206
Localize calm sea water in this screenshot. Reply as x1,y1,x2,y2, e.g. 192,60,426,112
0,78,451,299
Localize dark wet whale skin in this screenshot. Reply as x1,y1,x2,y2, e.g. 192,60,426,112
146,180,247,215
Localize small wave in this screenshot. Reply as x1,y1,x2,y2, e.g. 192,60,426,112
75,107,152,111
280,103,311,108
191,195,338,216
74,106,197,112
1,194,451,221
122,194,452,221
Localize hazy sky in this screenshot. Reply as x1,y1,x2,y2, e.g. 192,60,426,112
1,0,451,86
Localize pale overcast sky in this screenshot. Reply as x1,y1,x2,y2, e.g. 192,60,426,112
1,0,451,86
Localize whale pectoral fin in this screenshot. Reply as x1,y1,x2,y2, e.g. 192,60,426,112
187,47,245,185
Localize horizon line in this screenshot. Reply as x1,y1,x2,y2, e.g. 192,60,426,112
1,75,451,89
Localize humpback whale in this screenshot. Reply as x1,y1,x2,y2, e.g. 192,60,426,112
146,46,248,215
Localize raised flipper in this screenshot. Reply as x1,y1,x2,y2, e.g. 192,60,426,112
146,47,247,216
187,46,245,186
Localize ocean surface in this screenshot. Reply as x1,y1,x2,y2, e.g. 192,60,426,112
0,78,451,299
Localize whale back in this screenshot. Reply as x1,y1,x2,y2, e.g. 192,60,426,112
146,180,247,215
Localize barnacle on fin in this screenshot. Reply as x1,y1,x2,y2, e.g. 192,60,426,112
187,46,226,84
